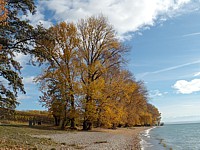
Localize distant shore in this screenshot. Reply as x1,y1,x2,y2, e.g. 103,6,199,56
33,127,150,150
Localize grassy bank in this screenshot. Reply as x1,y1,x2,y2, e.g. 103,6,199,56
0,123,66,150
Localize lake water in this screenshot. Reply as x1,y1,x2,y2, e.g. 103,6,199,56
140,123,200,150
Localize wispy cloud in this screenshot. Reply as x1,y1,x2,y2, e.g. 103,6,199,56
138,60,200,78
17,95,31,101
149,90,168,98
194,72,200,77
183,32,200,37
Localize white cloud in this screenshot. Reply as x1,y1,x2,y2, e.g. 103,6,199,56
22,5,52,28
23,76,35,84
36,0,199,39
173,79,200,94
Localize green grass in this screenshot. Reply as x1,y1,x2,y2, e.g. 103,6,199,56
0,123,67,149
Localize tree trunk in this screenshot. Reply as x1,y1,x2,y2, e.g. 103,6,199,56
82,94,93,130
83,119,92,130
96,108,102,127
54,116,58,126
87,121,92,130
60,119,65,130
54,115,60,126
112,123,117,129
70,118,75,129
60,104,67,130
83,119,88,130
70,94,76,129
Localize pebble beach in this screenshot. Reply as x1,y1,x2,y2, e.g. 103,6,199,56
34,127,149,150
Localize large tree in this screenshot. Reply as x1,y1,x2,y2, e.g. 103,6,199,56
0,0,36,109
35,22,79,129
77,15,126,130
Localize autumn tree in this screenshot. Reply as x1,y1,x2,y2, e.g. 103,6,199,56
124,81,148,126
97,69,131,128
96,67,160,127
36,72,66,126
35,22,79,129
146,103,161,125
97,69,142,128
77,15,126,130
0,0,36,109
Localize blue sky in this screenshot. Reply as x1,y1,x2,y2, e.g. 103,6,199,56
16,0,200,123
126,10,200,123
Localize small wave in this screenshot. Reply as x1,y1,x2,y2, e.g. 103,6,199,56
143,127,156,138
140,127,157,150
140,138,153,150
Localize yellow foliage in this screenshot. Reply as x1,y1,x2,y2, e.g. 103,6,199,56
34,15,161,129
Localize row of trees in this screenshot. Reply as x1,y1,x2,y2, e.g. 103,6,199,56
34,17,161,130
0,0,161,130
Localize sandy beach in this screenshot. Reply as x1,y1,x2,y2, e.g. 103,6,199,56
33,127,149,150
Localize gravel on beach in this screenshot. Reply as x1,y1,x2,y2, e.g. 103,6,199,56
33,127,149,150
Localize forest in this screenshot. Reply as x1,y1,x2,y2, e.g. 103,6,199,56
0,0,161,130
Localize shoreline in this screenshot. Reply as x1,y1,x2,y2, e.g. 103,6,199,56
33,127,150,149
139,126,157,150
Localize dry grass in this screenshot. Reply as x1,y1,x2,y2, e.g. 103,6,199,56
0,123,67,150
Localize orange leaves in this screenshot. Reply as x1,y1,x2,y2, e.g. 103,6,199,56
0,0,8,49
0,0,8,25
35,15,160,129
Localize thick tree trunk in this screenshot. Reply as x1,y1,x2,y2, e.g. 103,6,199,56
60,119,65,130
87,121,92,130
112,123,117,129
96,108,102,127
83,119,88,130
83,119,92,130
70,118,75,129
53,115,60,126
82,94,94,130
96,118,101,127
70,94,76,129
60,104,67,130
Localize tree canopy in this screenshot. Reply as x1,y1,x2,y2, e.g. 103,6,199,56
34,16,161,130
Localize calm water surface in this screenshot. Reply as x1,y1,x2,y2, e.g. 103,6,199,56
140,123,200,150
